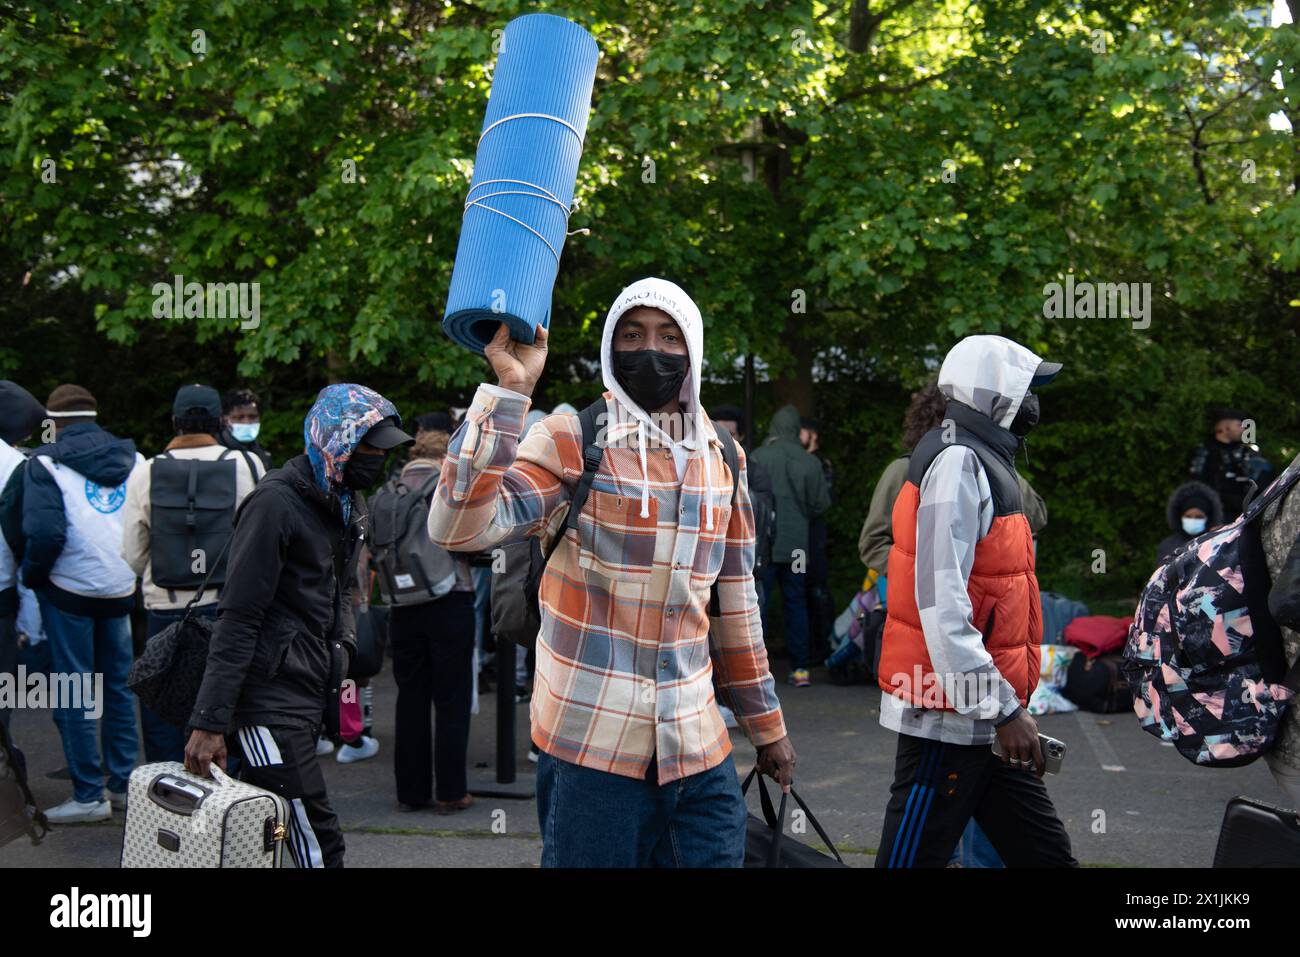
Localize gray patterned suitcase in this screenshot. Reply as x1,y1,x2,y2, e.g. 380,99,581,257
120,762,289,868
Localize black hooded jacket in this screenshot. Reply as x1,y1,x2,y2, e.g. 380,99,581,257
19,422,139,617
189,454,365,735
1156,481,1225,565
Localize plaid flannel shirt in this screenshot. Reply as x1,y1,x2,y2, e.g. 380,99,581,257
428,384,786,784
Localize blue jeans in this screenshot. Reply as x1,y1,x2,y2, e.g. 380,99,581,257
536,752,747,867
472,565,491,671
38,597,138,803
760,562,810,670
140,606,216,763
952,819,1005,867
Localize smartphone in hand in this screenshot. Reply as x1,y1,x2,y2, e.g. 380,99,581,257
992,733,1067,774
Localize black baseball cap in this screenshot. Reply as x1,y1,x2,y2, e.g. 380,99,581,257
172,384,222,418
361,415,415,450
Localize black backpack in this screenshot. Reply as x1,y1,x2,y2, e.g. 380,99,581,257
149,450,239,593
490,399,740,648
1064,652,1131,714
369,472,458,606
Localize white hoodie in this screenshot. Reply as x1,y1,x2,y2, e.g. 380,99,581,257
480,277,721,527
599,277,718,529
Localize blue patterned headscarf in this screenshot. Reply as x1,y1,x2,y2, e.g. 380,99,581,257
303,383,400,520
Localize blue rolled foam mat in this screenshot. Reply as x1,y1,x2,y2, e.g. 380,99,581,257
442,14,600,355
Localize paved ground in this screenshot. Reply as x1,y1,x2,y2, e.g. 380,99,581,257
0,661,1283,868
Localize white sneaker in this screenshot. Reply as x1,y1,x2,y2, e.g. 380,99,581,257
315,737,335,757
107,790,127,812
336,735,379,764
718,705,740,729
45,797,111,824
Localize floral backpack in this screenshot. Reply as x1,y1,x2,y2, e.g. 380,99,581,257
1123,462,1300,767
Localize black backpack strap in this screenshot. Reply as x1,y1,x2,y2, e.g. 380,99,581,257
709,420,742,617
1242,463,1300,523
235,447,261,485
545,398,606,563
711,419,741,506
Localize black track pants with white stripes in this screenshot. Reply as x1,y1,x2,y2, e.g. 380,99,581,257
231,724,345,868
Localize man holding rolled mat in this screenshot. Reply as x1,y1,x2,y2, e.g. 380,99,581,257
429,277,796,868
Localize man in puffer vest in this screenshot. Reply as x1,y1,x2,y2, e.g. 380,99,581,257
874,336,1077,868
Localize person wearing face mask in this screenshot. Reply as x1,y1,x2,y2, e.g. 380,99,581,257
874,335,1078,868
219,388,274,473
428,277,796,868
184,383,412,867
1156,481,1224,565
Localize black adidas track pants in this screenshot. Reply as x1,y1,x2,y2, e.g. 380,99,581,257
231,723,345,868
876,733,1078,868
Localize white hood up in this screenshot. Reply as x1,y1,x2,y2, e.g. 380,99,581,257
599,277,716,527
937,334,1055,429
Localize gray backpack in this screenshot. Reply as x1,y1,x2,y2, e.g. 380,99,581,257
369,472,457,606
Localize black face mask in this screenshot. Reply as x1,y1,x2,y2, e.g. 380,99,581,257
1009,393,1040,437
612,349,689,412
342,452,386,489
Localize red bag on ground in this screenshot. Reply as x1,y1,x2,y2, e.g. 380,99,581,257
1063,615,1132,658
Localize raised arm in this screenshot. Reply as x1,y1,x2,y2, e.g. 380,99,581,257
427,325,579,553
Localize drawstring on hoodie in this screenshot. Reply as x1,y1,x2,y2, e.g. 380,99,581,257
633,410,715,530
637,421,650,519
699,408,714,530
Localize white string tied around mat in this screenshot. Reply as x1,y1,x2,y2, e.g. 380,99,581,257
463,178,589,263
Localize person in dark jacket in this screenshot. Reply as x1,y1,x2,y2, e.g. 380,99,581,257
0,381,45,742
218,387,274,472
799,416,836,663
20,385,143,823
185,384,412,868
1156,481,1224,565
711,406,775,603
750,404,831,686
1188,407,1273,521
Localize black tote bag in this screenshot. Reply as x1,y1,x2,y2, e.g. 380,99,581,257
741,767,847,868
126,539,231,728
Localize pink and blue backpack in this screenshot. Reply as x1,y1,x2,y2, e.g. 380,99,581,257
1123,463,1300,767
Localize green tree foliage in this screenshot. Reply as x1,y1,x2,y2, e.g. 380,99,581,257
2,0,1297,601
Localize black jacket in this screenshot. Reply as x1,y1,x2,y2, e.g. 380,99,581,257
1189,438,1273,521
190,454,365,735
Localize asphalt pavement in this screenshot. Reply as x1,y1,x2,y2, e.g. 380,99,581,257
1,661,1282,868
